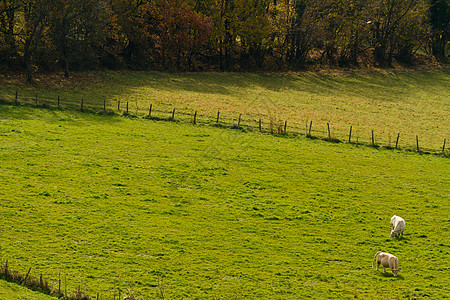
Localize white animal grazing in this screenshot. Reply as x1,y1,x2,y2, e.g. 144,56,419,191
390,215,405,238
372,251,400,276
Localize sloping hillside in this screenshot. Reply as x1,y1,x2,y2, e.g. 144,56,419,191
0,105,448,299
0,280,57,300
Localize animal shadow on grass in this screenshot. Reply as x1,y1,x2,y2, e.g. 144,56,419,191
389,236,409,241
384,237,409,244
380,272,404,280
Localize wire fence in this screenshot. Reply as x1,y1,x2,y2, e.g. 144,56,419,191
1,90,448,156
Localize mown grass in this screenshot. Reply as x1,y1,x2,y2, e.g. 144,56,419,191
0,69,449,152
0,104,448,299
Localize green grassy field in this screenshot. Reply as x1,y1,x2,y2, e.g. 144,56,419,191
0,69,449,152
0,103,448,299
0,280,56,300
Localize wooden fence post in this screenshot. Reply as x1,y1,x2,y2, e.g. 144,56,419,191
117,100,120,111
443,138,446,153
193,111,197,124
395,133,400,149
126,101,128,114
308,121,313,136
57,95,60,108
238,114,241,126
371,130,375,146
23,267,31,283
171,108,176,120
259,119,262,132
327,123,331,140
15,90,18,104
284,120,287,134
416,135,420,152
216,110,220,123
349,126,352,143
149,104,152,117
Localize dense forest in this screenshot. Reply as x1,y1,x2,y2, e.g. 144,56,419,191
1,0,449,82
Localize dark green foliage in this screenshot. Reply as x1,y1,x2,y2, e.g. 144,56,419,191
429,0,450,60
0,0,446,77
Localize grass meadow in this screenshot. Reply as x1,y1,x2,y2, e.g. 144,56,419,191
0,101,449,298
0,69,449,152
0,279,55,300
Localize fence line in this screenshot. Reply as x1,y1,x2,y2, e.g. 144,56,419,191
1,91,448,155
0,259,154,300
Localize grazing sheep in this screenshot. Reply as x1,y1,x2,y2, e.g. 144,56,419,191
372,251,400,277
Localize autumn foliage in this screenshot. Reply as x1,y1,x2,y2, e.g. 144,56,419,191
138,0,212,70
0,0,448,81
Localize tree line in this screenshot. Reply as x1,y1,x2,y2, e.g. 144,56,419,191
1,0,449,82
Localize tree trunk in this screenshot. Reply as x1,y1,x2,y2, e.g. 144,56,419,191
6,8,16,61
432,36,447,61
61,17,70,77
374,45,387,67
219,37,224,71
64,59,69,78
24,39,33,84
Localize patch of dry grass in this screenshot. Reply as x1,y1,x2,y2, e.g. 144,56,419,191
0,69,449,151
